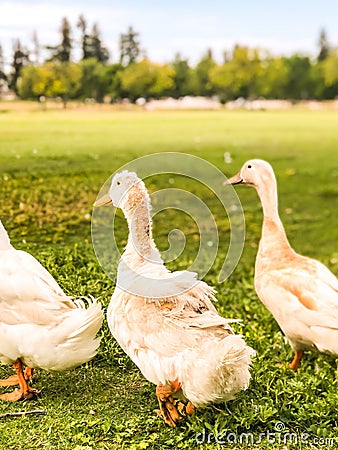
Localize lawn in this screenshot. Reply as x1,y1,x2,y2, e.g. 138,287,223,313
0,104,337,449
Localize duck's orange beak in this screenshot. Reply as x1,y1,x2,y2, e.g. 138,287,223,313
223,173,243,186
94,193,112,207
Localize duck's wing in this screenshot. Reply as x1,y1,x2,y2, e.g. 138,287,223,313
116,258,237,356
287,255,338,315
119,262,218,313
257,264,338,324
0,249,74,326
161,269,219,313
147,309,234,358
118,285,234,359
255,262,338,353
310,258,338,293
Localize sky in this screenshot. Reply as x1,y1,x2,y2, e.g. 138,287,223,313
1,0,338,66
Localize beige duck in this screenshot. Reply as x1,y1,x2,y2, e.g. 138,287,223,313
0,219,103,401
225,159,338,370
95,170,255,427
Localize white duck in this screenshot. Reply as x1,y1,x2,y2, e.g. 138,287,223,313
94,170,255,427
225,159,338,370
0,220,103,401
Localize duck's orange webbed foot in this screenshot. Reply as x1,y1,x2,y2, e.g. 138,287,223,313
0,367,34,387
288,350,304,371
155,380,184,427
0,389,24,402
0,360,39,402
0,374,21,387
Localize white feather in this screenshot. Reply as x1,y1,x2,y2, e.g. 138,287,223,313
0,221,103,371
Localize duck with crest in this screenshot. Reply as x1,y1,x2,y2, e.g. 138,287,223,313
94,170,255,427
225,159,338,370
0,220,103,401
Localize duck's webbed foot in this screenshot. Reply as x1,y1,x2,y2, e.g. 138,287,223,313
0,374,21,387
0,367,34,387
0,360,39,402
0,389,24,402
155,380,184,427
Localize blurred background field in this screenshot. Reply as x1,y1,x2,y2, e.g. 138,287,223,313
0,106,337,449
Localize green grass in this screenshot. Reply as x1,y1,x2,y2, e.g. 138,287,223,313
0,106,337,449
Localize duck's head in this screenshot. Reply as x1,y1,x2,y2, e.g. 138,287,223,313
224,159,275,189
94,170,148,210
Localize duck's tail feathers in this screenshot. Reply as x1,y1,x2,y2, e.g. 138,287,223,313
210,334,255,400
52,296,104,370
216,334,256,368
185,335,255,407
70,295,104,339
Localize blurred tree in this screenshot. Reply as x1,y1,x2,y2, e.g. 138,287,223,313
309,62,326,99
19,61,81,107
0,44,7,94
209,63,232,101
170,53,198,98
12,26,338,102
322,50,338,98
77,17,109,63
19,65,46,99
31,30,40,65
209,45,261,101
119,26,141,66
79,58,109,102
195,49,217,96
88,24,110,63
105,63,124,101
222,49,231,63
120,59,174,101
47,17,72,62
119,60,152,100
77,14,89,60
49,62,82,106
317,28,330,62
283,55,313,99
149,63,175,97
9,39,29,94
255,56,288,98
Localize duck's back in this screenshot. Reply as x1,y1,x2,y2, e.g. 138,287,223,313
0,248,74,327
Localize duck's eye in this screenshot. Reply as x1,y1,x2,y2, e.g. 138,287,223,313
117,181,121,186
248,165,252,169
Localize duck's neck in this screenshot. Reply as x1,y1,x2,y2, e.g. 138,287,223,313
255,177,293,263
123,197,160,265
256,177,281,223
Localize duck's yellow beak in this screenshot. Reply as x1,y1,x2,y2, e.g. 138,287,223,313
223,172,243,186
94,193,113,207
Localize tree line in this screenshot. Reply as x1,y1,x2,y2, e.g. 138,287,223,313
0,17,337,105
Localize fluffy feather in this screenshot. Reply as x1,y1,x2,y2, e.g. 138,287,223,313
0,222,103,371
